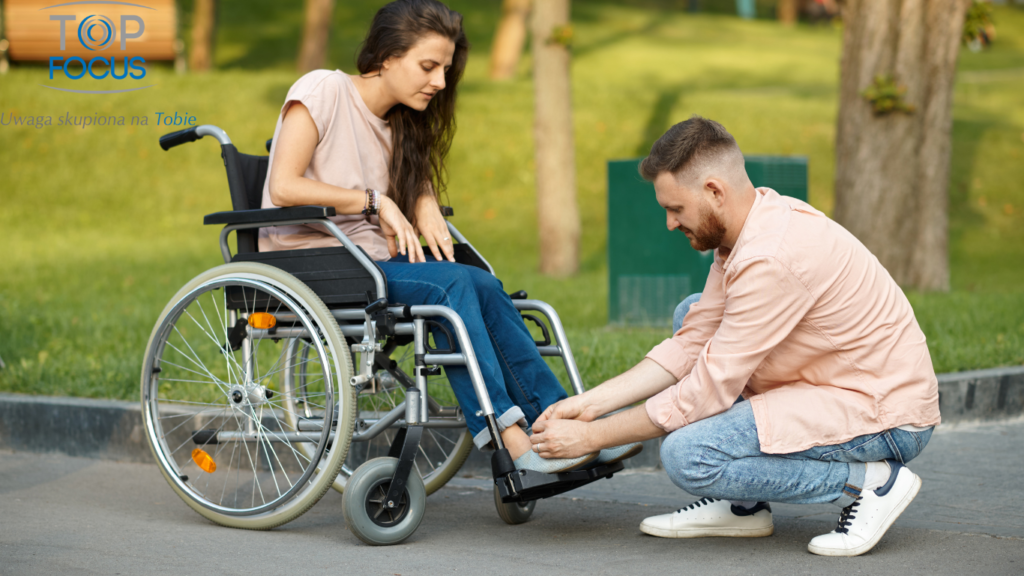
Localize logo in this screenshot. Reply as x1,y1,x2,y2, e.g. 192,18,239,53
78,15,116,51
42,1,155,94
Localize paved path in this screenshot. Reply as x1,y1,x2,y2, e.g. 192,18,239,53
1,419,1022,575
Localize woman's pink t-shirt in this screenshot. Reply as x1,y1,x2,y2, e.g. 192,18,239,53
259,70,393,261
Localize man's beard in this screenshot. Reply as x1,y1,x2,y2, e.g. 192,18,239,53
685,199,727,252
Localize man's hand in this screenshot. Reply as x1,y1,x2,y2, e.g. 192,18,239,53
534,405,666,459
534,395,598,424
413,194,455,263
530,419,594,459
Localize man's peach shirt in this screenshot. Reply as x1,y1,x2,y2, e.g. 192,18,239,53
645,188,941,454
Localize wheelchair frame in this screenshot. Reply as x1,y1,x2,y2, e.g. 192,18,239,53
147,124,624,544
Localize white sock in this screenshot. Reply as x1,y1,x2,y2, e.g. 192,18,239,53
863,461,892,492
730,500,758,510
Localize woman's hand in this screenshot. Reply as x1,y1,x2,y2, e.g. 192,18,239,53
414,194,455,263
378,196,426,263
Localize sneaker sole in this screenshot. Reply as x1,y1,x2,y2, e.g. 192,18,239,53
639,522,775,539
807,473,922,557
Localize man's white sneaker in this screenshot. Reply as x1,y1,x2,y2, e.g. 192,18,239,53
808,460,922,557
640,497,774,538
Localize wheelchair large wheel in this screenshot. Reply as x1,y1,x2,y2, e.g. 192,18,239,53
283,340,472,496
141,262,357,530
342,457,426,546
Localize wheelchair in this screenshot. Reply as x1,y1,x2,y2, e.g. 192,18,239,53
141,124,626,545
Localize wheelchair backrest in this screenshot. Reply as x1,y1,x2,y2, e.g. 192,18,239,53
220,144,269,254
223,145,269,212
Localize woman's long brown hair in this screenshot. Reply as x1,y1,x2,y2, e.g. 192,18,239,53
356,0,469,223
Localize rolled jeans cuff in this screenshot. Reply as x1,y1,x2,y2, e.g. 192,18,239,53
834,462,866,509
472,406,527,450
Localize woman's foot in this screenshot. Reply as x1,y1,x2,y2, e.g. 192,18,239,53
596,442,643,465
513,450,599,474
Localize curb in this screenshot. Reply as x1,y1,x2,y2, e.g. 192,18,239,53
2,365,1022,473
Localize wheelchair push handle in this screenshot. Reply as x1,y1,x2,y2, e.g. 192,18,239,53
159,127,200,151
159,125,233,151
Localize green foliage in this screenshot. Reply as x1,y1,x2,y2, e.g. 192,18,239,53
963,0,995,46
1,3,1023,400
548,24,576,48
861,74,915,115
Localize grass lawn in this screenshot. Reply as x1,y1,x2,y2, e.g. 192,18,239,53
1,1,1023,400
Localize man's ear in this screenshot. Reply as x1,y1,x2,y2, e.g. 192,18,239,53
704,178,727,208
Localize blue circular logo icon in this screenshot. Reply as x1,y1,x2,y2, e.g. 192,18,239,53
78,15,115,51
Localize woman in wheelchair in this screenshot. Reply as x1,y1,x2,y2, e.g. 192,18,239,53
259,0,634,473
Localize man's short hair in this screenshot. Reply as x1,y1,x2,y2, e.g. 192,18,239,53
638,116,740,182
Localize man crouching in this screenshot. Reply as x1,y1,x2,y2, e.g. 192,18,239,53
530,116,940,556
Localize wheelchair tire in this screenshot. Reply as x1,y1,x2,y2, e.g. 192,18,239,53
343,457,426,546
282,340,473,496
140,262,356,530
493,486,537,525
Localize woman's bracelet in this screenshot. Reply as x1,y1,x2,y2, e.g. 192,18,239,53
363,189,380,216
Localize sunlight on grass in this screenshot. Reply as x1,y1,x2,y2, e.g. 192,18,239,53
2,3,1023,400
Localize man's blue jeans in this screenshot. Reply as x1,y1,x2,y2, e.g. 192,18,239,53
377,256,568,448
666,294,933,508
661,401,933,508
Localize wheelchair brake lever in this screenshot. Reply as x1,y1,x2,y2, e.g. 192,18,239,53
350,307,384,388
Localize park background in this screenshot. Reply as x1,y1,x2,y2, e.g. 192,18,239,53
1,0,1023,400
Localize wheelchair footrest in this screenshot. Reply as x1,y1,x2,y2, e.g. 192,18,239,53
494,461,625,504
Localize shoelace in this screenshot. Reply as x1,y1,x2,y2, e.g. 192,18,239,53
835,499,861,534
676,497,718,513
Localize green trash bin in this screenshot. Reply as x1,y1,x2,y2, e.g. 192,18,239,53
607,155,808,326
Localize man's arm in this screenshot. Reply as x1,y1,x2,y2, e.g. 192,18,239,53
530,405,663,458
534,359,677,424
534,256,815,455
645,256,815,432
535,264,728,425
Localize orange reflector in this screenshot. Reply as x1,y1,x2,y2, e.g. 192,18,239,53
192,448,217,473
248,313,277,330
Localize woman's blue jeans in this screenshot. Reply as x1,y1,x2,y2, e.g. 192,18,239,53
666,294,933,508
376,256,568,449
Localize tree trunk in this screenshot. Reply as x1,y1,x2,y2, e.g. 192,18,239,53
532,0,580,277
833,0,969,291
777,0,798,26
297,0,335,73
189,0,216,72
490,0,531,81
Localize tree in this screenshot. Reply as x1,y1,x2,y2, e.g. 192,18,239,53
189,0,217,72
833,0,970,291
531,0,580,277
777,0,798,26
298,0,336,73
490,0,531,81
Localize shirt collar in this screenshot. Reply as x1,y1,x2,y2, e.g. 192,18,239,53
714,187,771,272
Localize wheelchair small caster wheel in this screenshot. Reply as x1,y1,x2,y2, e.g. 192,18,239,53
493,486,536,525
343,457,426,546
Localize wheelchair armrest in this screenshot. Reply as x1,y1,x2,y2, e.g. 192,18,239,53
203,206,337,226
